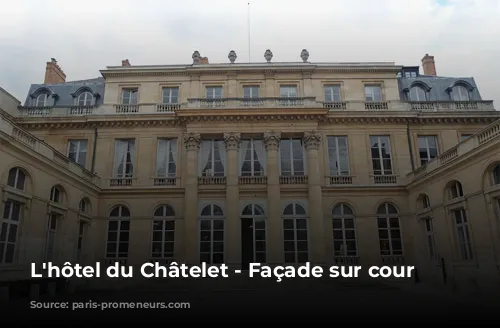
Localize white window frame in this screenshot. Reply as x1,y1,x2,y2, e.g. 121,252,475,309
324,85,341,102
240,139,265,176
206,86,222,99
282,202,309,264
121,88,138,105
370,135,393,175
409,86,427,101
241,204,267,263
44,213,59,262
332,203,357,257
279,138,306,176
364,85,382,102
156,139,177,178
77,92,93,106
113,139,135,178
67,139,88,168
0,200,22,264
198,204,225,264
449,181,464,199
7,167,26,191
452,85,470,101
417,135,438,166
377,204,403,256
35,94,48,107
162,87,179,104
453,208,473,261
243,86,259,99
199,140,225,177
327,136,350,176
151,205,175,259
279,85,298,98
106,206,130,259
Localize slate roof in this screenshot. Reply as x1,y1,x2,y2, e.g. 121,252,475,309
24,77,105,107
398,75,482,101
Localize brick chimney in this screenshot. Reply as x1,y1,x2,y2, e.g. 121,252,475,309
122,59,131,67
44,58,66,84
421,53,436,76
199,57,209,64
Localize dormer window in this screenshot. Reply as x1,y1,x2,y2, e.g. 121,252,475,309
36,94,48,107
452,85,470,101
77,92,93,106
409,86,428,101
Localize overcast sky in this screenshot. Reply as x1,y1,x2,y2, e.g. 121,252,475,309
1,0,499,106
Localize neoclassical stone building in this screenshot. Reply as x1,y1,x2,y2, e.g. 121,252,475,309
1,51,500,293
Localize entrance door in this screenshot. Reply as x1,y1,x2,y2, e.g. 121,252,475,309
240,204,267,270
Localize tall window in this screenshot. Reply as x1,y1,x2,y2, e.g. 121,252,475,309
327,136,349,176
199,140,225,177
240,139,265,176
452,85,470,101
324,85,341,102
370,136,393,175
241,204,267,263
76,221,86,262
162,87,179,104
113,139,135,178
156,139,177,178
365,85,382,102
1,200,21,264
409,86,427,101
77,92,93,106
280,85,297,98
50,186,62,203
199,204,225,264
243,86,259,99
7,167,26,191
121,89,138,105
106,206,130,259
206,86,222,99
332,203,357,257
282,202,308,263
377,203,403,256
449,181,464,199
79,198,91,213
44,214,59,261
418,135,438,165
68,139,88,168
151,205,175,259
424,218,437,260
35,94,48,107
492,164,500,185
453,208,473,260
280,138,305,176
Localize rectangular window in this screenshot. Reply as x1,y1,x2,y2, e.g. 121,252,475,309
424,218,437,260
199,140,225,177
460,134,473,142
453,209,473,261
377,216,403,256
324,85,341,102
121,88,138,105
151,220,175,258
113,139,135,178
327,136,349,176
106,220,130,258
0,200,21,264
279,85,298,98
283,218,308,263
162,87,179,104
418,135,438,166
156,139,177,178
199,219,224,264
76,221,85,262
370,136,393,175
280,139,305,176
243,86,259,99
365,85,382,102
240,139,265,176
332,216,357,257
206,86,222,99
67,139,88,168
45,214,59,262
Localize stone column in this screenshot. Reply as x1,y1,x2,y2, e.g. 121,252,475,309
264,132,283,264
224,132,241,267
303,131,326,265
182,133,201,264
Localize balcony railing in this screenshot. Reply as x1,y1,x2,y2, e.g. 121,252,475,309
187,97,318,109
198,176,226,185
239,176,268,185
279,175,308,184
371,175,398,185
328,175,354,185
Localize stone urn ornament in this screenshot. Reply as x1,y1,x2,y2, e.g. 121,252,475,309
228,50,237,63
301,49,309,62
264,49,273,62
192,50,201,64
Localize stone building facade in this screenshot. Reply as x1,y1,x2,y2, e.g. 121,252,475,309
1,51,500,293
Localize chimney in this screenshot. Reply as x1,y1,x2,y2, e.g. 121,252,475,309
199,57,209,64
44,58,66,84
122,59,131,67
421,53,436,76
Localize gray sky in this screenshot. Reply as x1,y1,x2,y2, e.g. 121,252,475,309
1,0,499,106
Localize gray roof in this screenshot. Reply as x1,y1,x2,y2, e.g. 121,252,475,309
398,75,482,101
24,77,105,107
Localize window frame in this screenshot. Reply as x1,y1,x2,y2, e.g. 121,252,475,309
199,139,226,177
113,139,136,178
151,205,176,259
156,138,177,178
162,87,179,104
377,203,403,256
106,206,131,259
240,139,265,177
282,202,309,264
370,135,393,175
198,204,225,264
67,139,88,168
121,88,138,105
364,85,382,102
417,135,439,166
332,203,357,257
0,199,22,264
279,138,306,176
327,136,350,176
7,167,26,191
77,92,93,106
452,208,473,261
324,85,342,102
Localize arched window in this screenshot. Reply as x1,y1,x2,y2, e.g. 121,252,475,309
49,185,62,203
241,204,266,264
35,93,48,106
152,205,175,259
199,204,224,264
106,205,130,259
79,198,91,213
418,194,430,210
282,202,308,263
77,91,93,106
448,180,464,199
332,203,357,257
0,199,22,264
377,203,403,256
492,164,500,185
7,167,26,191
409,86,427,101
452,85,470,101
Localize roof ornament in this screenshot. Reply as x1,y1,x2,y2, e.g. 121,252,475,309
264,49,273,63
228,50,237,63
300,49,309,63
192,51,201,64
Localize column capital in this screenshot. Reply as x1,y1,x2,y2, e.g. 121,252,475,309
183,133,201,151
263,132,281,151
223,132,241,150
303,131,322,151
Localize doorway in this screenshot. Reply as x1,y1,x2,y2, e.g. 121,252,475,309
240,204,267,270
